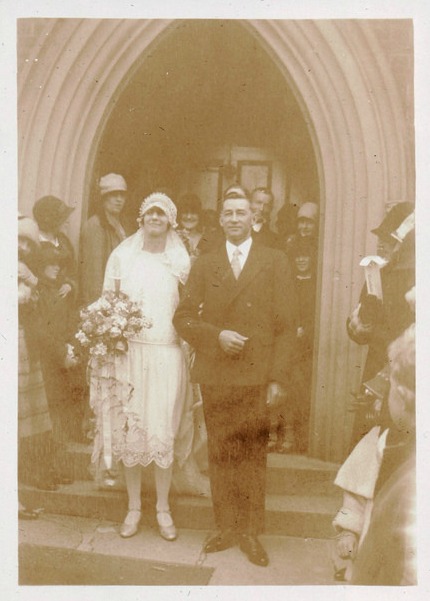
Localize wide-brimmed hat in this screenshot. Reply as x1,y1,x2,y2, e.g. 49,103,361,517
371,202,414,239
33,195,74,231
99,173,127,196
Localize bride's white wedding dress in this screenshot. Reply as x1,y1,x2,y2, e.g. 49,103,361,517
90,229,190,470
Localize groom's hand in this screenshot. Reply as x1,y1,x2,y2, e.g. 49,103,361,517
218,330,248,356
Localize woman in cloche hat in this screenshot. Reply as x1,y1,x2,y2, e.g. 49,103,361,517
91,192,191,542
79,173,129,306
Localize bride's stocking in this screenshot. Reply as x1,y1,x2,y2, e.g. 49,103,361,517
123,464,142,511
155,464,173,513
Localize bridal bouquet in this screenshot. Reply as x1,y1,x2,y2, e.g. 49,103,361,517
74,290,152,362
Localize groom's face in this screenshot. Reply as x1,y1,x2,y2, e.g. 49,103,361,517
220,197,253,245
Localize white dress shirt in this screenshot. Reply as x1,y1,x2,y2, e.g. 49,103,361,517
226,236,253,271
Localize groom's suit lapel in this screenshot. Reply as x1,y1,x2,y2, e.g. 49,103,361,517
209,243,267,309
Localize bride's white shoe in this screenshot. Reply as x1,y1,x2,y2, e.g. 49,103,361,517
120,509,141,538
157,510,177,541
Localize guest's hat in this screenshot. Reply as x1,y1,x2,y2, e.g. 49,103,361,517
371,202,414,239
33,196,74,231
297,202,319,221
99,173,127,196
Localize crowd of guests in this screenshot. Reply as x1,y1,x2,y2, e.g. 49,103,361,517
18,174,416,581
332,201,416,585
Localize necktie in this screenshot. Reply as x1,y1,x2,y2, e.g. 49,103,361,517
231,248,242,279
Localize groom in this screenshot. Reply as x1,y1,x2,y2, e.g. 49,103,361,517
174,194,298,567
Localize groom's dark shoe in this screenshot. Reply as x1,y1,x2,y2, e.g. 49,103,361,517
203,529,238,553
239,534,269,567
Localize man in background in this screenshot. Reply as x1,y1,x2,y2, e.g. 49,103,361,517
250,187,282,249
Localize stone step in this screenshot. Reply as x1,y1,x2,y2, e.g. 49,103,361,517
19,542,215,586
18,513,337,585
66,443,340,497
267,453,339,496
19,480,341,539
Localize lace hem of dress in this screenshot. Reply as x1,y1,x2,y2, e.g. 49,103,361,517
113,446,174,469
111,421,176,468
89,353,188,472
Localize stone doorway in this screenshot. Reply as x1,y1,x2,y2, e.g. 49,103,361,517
90,19,321,456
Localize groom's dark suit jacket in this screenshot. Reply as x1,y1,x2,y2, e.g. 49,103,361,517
174,241,298,388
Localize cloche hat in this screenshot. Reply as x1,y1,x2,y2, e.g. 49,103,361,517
33,196,74,231
297,202,319,221
99,173,127,196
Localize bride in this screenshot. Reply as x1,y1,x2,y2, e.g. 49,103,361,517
99,192,190,540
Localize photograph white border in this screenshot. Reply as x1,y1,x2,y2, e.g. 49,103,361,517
1,1,429,600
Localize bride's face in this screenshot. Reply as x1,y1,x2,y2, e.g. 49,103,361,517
142,207,170,236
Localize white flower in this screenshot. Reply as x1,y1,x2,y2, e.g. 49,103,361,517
113,316,127,329
91,342,108,357
82,320,93,334
109,326,122,338
114,301,128,313
75,330,90,346
99,298,112,311
127,316,140,327
87,298,102,312
142,317,153,329
79,308,90,320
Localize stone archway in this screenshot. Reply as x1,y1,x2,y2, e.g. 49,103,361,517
18,18,414,461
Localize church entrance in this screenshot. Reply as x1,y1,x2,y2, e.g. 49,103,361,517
90,19,321,455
